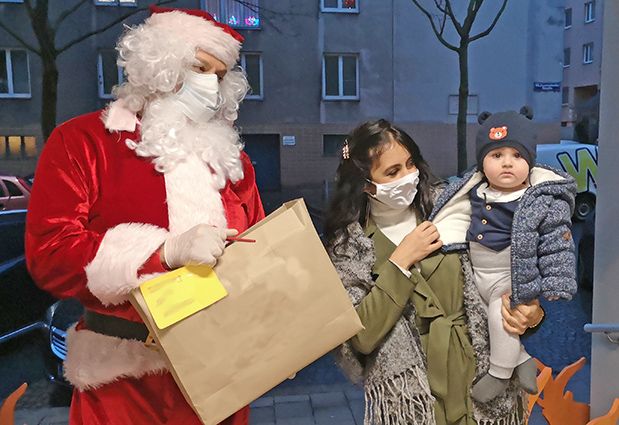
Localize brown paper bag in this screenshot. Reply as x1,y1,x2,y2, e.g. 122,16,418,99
130,199,363,425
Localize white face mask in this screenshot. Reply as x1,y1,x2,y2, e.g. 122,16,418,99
369,169,420,210
175,71,222,123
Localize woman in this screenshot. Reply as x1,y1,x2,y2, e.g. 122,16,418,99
325,119,543,425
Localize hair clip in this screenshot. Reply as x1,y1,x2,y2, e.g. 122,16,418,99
342,140,350,160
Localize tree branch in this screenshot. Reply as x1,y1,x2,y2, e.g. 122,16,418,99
230,0,295,17
444,0,463,36
432,0,446,14
22,0,34,17
470,0,508,42
54,0,89,31
438,8,447,35
57,0,176,54
0,19,41,54
461,0,480,35
410,0,458,51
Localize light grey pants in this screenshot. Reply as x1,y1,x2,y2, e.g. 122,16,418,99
469,242,531,379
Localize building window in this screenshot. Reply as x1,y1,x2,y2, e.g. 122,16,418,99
240,53,263,100
323,54,359,100
448,95,479,115
0,49,30,98
564,48,571,67
564,8,572,28
4,180,21,196
323,134,347,157
321,0,358,13
97,50,123,99
1,135,37,159
562,87,569,105
94,0,137,6
583,43,594,64
201,0,260,29
584,1,595,23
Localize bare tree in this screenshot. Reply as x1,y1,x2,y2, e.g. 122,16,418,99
410,0,508,174
0,0,177,141
0,0,287,142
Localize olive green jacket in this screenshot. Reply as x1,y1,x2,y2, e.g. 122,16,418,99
329,221,526,425
352,221,476,425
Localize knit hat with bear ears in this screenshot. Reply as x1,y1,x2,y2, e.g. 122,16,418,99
476,106,536,171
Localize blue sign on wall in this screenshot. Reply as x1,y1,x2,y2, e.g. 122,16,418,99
534,82,561,92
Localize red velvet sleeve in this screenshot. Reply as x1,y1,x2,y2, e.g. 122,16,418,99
26,126,169,307
234,152,265,227
25,127,104,303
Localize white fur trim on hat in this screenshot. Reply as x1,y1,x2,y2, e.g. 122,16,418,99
85,223,168,306
64,325,168,391
146,11,241,69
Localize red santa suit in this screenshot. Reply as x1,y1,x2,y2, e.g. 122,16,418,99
25,106,263,424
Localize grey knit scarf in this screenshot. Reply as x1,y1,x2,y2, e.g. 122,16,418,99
328,222,527,425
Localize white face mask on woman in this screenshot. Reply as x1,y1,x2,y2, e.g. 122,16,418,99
369,169,420,210
175,71,222,123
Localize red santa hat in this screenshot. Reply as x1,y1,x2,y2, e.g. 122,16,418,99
147,5,244,69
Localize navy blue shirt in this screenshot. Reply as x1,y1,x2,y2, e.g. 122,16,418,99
466,182,520,251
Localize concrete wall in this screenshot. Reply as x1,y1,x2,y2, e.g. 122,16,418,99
0,0,565,180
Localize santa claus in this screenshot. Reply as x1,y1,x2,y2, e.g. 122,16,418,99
25,6,263,425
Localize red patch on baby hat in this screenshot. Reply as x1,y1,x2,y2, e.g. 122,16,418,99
489,126,508,141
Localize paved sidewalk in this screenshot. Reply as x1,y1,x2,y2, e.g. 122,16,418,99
12,366,591,425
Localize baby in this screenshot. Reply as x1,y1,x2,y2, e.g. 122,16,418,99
429,107,577,402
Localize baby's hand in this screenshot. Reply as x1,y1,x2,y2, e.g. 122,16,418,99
546,295,560,301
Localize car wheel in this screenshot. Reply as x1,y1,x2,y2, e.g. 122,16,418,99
574,193,596,221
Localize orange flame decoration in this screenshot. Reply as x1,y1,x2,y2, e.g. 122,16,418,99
527,357,619,425
533,357,590,424
0,382,27,425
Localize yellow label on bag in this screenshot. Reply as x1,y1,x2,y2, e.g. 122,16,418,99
139,266,228,329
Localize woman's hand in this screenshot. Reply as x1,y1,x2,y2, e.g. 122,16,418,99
501,294,544,335
389,221,442,270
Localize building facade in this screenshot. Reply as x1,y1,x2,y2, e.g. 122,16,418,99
561,0,603,144
0,0,564,190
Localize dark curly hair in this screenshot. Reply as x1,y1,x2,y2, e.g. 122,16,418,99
324,119,440,248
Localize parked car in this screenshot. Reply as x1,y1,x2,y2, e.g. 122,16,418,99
0,175,31,211
536,140,598,221
536,140,597,288
0,203,81,388
0,209,26,275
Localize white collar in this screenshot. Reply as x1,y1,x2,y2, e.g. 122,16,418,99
477,182,527,203
103,99,140,132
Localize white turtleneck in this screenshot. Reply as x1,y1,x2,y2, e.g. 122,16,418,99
476,182,527,203
369,196,418,277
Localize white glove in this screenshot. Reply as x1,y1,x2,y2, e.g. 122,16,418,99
162,224,238,269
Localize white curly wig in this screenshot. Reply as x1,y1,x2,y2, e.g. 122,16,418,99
112,10,249,123
105,9,251,181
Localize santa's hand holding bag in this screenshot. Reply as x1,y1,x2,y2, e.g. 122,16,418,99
162,225,239,269
25,6,263,425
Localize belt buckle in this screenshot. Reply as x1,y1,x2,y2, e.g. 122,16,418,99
144,333,159,351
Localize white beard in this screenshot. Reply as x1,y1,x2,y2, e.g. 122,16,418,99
126,95,244,190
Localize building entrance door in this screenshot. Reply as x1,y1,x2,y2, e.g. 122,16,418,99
241,134,281,192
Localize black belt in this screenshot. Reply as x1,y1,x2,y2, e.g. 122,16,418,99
83,310,150,342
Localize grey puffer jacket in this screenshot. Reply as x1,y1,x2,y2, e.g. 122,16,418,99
428,165,577,306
